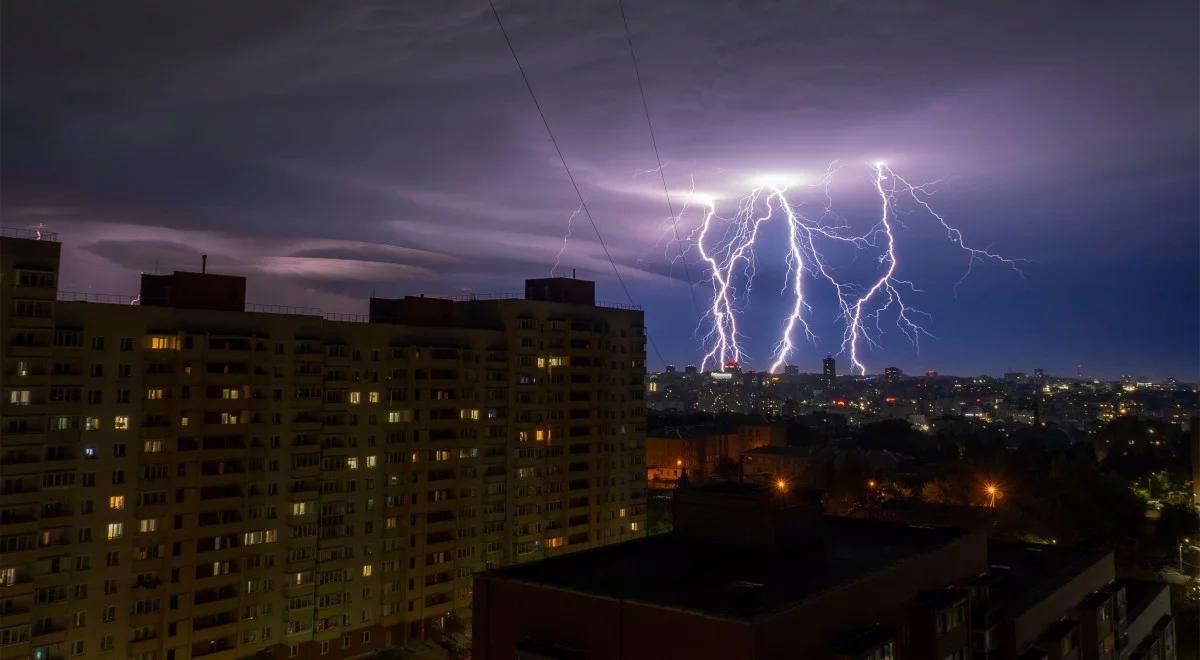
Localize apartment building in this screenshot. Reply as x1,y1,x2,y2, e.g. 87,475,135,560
0,231,647,660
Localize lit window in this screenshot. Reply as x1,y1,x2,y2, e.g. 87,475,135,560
619,508,627,518
109,496,125,510
349,392,361,405
84,445,97,457
138,519,157,533
143,440,163,454
220,412,239,425
106,523,123,540
459,409,480,420
630,522,642,532
518,431,530,442
345,457,359,470
537,357,546,368
546,537,565,548
84,417,100,431
535,429,546,442
0,568,16,586
547,357,565,367
291,502,312,516
365,455,377,469
180,416,189,427
145,388,165,400
387,410,412,423
15,361,29,377
368,392,380,403
147,335,179,350
7,390,30,405
113,416,129,431
221,388,240,400
361,564,373,577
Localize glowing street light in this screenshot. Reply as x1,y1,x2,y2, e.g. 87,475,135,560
775,478,789,493
984,483,1001,508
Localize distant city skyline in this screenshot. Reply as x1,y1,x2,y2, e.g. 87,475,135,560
2,1,1196,380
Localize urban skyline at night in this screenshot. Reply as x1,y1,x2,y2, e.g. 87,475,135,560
2,1,1197,379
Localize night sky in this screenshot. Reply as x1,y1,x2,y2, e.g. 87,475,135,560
3,1,1196,379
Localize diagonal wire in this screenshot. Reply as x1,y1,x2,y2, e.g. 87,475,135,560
616,0,703,323
486,0,667,366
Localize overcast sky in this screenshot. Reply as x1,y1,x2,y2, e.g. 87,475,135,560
2,0,1196,378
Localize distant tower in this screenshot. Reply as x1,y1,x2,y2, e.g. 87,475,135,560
783,364,800,377
884,366,901,385
665,364,677,373
822,355,836,389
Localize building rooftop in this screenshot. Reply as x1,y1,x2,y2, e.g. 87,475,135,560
987,541,1110,619
481,516,972,620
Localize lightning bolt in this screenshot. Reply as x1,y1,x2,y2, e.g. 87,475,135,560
550,203,583,277
689,161,1021,376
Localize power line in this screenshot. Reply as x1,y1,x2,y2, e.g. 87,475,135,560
616,0,703,323
485,0,667,366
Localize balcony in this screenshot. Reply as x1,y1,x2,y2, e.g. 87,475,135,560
31,620,66,636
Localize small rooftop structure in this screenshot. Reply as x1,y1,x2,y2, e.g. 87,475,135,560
139,269,245,312
524,276,595,305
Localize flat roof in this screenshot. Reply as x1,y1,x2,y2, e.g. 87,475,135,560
987,541,1110,619
481,517,971,620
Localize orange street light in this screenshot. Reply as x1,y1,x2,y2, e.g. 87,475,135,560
984,483,1001,508
775,478,789,493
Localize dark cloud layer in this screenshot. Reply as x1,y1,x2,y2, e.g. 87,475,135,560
2,0,1196,377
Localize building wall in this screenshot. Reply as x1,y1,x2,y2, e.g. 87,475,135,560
1012,553,1116,654
753,529,988,659
472,577,755,660
1121,586,1168,660
0,235,646,660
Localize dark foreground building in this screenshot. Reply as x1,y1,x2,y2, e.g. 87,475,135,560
473,484,1176,660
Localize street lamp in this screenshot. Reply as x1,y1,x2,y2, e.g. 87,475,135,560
984,483,1000,508
775,478,789,493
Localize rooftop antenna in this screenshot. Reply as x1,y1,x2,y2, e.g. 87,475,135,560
572,268,576,280
201,255,208,274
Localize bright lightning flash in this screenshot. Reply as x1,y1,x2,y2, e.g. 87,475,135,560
682,162,1021,375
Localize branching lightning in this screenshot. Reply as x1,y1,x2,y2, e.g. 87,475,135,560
681,162,1022,375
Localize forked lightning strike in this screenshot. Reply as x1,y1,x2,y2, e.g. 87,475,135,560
680,162,1021,375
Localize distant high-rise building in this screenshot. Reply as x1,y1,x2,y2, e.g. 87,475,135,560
1033,368,1046,381
783,364,800,377
684,364,698,375
884,366,901,384
665,364,676,373
925,369,938,378
0,232,647,659
822,355,836,388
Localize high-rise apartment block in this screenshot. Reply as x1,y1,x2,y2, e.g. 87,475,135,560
0,232,647,659
822,355,836,389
